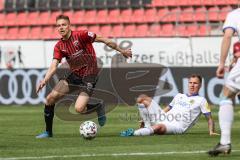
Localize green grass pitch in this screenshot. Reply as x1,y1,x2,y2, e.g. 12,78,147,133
0,105,240,160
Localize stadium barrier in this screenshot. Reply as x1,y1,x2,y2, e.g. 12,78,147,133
0,67,237,105
0,37,238,69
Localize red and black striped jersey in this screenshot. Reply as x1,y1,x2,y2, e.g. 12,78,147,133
53,30,98,77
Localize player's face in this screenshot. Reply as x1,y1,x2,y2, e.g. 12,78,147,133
56,19,71,38
188,77,201,96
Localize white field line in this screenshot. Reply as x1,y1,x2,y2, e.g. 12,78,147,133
1,150,240,160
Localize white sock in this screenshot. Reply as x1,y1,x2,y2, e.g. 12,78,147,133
133,127,154,136
219,103,234,145
137,103,151,128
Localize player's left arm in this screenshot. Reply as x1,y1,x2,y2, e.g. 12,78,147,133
204,113,219,136
94,35,132,58
200,99,219,136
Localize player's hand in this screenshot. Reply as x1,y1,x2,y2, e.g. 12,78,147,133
122,49,132,58
209,132,220,136
216,65,225,78
36,80,46,94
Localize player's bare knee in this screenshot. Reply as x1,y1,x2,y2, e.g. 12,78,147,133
75,105,86,113
223,86,236,98
46,95,56,105
153,124,166,135
46,92,61,105
219,86,235,106
136,94,148,103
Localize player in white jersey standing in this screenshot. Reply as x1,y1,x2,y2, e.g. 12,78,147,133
208,8,240,156
120,74,218,136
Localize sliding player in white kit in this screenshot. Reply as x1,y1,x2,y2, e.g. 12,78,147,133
208,8,240,157
120,74,218,136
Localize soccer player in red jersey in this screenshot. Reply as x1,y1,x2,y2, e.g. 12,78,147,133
36,15,132,138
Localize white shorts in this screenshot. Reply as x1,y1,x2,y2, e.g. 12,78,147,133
225,58,240,93
159,121,185,134
148,100,185,134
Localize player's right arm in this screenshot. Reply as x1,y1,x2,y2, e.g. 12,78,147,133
217,11,237,78
164,94,180,113
95,35,132,58
36,59,59,93
217,28,234,78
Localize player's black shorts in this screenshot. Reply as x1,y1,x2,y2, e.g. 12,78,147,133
64,73,98,96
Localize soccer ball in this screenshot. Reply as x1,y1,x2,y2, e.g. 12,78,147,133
79,121,98,140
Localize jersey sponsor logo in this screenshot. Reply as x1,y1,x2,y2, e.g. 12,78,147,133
0,69,47,104
73,40,79,47
71,49,84,58
88,32,94,38
177,100,190,108
189,99,194,105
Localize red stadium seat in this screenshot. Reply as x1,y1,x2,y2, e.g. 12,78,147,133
132,9,144,23
160,23,174,36
186,24,198,36
29,27,42,39
108,9,120,23
212,0,226,5
27,12,39,26
179,7,194,22
42,27,53,39
48,11,62,25
178,0,189,6
0,14,5,27
176,25,187,36
149,24,161,37
226,0,238,5
120,9,132,23
16,12,27,26
72,11,85,24
112,25,123,37
7,28,18,39
208,6,219,21
0,27,7,39
18,27,30,39
84,10,97,24
219,6,232,21
151,0,164,7
122,24,136,37
63,11,74,19
194,7,207,22
88,25,100,35
157,8,169,22
162,0,177,7
162,8,181,22
76,25,88,31
38,12,50,25
144,8,157,23
136,24,148,37
201,0,214,6
189,0,202,6
96,10,108,24
0,0,4,11
100,25,112,37
198,25,211,36
5,13,16,26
